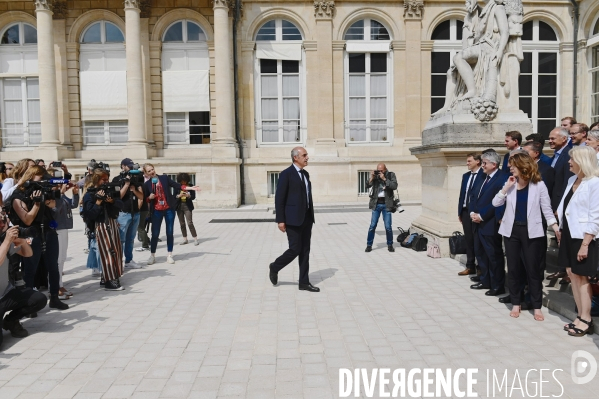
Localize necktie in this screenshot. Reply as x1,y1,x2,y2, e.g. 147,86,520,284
300,170,309,209
465,173,476,206
478,175,490,198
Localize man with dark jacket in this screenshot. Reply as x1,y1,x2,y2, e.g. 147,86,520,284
549,127,574,212
469,151,508,296
365,164,399,253
269,147,318,292
457,153,484,275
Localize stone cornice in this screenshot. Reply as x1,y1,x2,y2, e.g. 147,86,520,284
303,41,317,51
421,40,434,51
213,0,230,10
332,40,345,51
34,0,53,12
241,41,255,52
124,0,141,11
314,1,335,19
404,0,424,20
559,42,573,52
391,40,405,51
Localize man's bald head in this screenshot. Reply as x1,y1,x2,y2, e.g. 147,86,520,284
376,163,387,173
291,147,309,168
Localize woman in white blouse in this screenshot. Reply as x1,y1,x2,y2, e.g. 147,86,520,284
557,146,599,337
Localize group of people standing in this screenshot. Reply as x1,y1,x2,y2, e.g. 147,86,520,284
458,118,599,337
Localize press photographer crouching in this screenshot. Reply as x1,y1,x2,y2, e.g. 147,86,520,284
365,163,400,253
9,166,68,310
113,159,144,269
0,216,47,348
83,169,125,291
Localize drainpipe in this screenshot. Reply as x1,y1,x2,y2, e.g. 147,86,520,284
232,0,245,205
569,0,579,119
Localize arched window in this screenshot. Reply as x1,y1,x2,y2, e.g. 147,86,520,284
0,23,39,148
79,21,127,145
590,16,599,124
254,19,304,145
430,19,464,115
162,20,210,145
344,19,393,144
520,20,559,137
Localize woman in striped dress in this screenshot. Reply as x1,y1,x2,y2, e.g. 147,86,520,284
82,169,124,290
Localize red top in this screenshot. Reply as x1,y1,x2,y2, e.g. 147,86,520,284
153,180,169,211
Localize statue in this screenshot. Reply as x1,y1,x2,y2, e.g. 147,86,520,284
431,0,523,122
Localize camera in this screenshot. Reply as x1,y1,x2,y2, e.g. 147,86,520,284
22,180,63,201
87,159,110,173
51,161,62,168
0,162,6,174
118,164,144,188
0,225,38,240
89,182,121,201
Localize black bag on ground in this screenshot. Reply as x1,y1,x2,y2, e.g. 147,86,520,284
400,233,418,248
449,231,467,255
397,227,410,243
411,234,428,252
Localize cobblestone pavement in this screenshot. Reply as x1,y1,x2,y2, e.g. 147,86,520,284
1,206,599,399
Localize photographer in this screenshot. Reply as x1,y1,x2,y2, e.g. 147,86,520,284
82,169,124,291
143,164,200,265
176,173,198,246
10,166,68,310
48,166,79,299
113,159,144,269
365,163,399,253
0,217,47,349
1,158,34,203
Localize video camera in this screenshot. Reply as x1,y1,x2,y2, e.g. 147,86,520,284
87,159,110,174
118,163,144,188
88,182,121,201
0,162,6,174
22,179,64,201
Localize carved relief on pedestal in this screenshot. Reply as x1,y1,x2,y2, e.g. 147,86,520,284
314,1,335,19
403,0,424,20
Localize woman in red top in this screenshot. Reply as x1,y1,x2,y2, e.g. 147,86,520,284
142,164,199,265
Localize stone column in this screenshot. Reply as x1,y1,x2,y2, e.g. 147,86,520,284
332,40,345,142
312,1,336,155
403,0,424,137
559,42,574,119
34,0,60,147
212,0,236,146
124,0,147,146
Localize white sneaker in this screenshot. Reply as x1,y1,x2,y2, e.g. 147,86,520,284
194,240,199,246
124,261,143,269
135,247,149,252
179,240,188,245
83,248,90,254
167,255,175,264
147,255,155,265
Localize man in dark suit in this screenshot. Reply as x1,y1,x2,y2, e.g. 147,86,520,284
547,127,575,281
525,133,552,165
523,141,555,197
269,147,319,292
501,131,522,173
469,151,508,296
457,153,484,276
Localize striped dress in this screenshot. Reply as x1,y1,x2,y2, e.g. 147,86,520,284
95,217,123,281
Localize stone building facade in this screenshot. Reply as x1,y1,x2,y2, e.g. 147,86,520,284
0,0,597,207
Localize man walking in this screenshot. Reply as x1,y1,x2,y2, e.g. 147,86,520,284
269,147,319,293
365,163,399,253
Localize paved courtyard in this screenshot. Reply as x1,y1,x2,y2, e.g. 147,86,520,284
1,205,599,398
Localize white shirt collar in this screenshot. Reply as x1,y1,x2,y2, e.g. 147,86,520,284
293,164,302,172
471,167,480,174
487,169,498,180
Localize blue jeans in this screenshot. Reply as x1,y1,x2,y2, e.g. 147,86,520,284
367,203,393,246
117,212,140,263
151,208,176,253
86,238,101,272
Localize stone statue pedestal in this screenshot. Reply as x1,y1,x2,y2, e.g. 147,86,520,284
409,112,532,256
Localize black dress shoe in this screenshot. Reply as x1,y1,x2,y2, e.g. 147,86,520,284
388,245,395,252
470,282,490,290
485,288,506,296
269,263,278,286
299,283,320,292
470,276,481,282
498,295,511,303
365,246,372,252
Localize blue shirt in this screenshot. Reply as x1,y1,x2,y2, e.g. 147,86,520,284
514,184,529,222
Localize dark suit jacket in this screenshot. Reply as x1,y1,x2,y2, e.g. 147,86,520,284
143,174,182,211
539,152,552,166
537,160,555,201
469,170,508,236
501,152,511,174
551,147,574,211
458,169,484,216
275,165,314,227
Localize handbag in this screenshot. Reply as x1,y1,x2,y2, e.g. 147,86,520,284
449,231,467,255
400,233,418,248
397,227,410,243
411,234,428,252
427,238,441,258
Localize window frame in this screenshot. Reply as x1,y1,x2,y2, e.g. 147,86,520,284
267,172,280,198
0,22,37,46
358,171,370,196
163,111,211,146
162,20,206,44
80,21,124,44
588,15,599,124
343,18,391,41
521,20,560,135
82,120,128,146
430,19,463,115
343,51,393,145
254,19,306,147
0,77,41,148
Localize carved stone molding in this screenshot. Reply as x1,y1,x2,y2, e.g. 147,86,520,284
213,0,230,10
139,0,151,18
34,0,53,12
52,1,67,19
403,0,424,20
314,1,335,19
124,0,141,10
